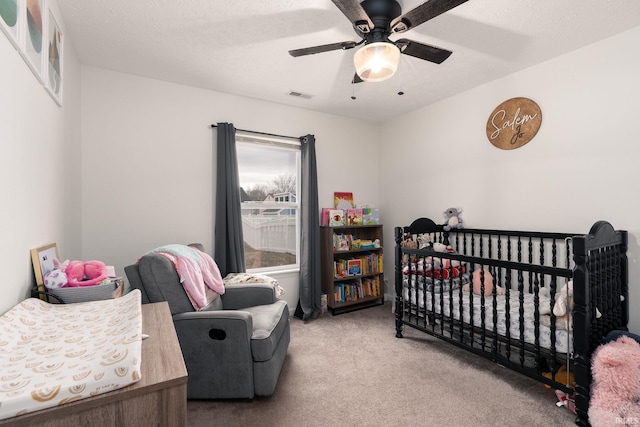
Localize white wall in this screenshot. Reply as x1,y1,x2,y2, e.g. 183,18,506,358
0,0,82,315
80,66,381,312
380,26,640,332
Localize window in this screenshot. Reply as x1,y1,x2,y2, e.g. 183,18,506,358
236,132,301,272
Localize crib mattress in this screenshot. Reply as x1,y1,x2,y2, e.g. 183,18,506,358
403,284,572,353
0,290,143,421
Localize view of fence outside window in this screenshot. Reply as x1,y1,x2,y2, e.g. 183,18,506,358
236,133,301,272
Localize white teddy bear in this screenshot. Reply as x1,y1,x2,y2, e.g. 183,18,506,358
553,281,573,319
553,280,602,326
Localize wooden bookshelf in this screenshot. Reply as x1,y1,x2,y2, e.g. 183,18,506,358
320,224,384,314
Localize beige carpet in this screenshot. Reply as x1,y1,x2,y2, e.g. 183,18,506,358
187,302,576,427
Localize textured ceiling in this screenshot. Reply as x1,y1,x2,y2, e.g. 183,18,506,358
57,0,640,122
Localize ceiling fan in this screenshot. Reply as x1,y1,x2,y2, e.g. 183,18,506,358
289,0,469,83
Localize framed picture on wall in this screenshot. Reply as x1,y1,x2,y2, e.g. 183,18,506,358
0,0,21,49
44,5,62,105
19,0,46,83
30,243,59,298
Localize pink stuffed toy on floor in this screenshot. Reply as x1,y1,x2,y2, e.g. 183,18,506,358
588,335,640,427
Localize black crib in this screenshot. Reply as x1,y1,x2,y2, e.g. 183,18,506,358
394,218,628,427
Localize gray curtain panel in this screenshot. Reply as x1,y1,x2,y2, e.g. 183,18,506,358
295,134,321,320
214,122,246,277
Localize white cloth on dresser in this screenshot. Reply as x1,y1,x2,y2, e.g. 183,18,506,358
0,290,143,421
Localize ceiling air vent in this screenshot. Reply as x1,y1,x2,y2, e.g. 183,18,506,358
287,91,312,99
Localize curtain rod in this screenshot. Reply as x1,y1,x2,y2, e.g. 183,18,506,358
210,124,300,141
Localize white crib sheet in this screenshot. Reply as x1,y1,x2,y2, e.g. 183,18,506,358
0,290,142,421
403,284,572,353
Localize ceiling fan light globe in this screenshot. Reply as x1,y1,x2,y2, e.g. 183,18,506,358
354,42,400,82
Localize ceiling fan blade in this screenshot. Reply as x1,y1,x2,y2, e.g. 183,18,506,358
331,0,374,34
396,39,452,64
289,41,358,57
352,73,364,84
391,0,469,34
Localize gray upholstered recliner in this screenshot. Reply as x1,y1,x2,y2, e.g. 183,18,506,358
124,245,290,399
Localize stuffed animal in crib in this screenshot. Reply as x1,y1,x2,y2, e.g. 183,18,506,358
443,207,464,231
553,281,573,322
403,258,434,276
402,257,464,279
432,243,462,268
537,286,552,314
65,260,109,287
538,287,565,330
588,335,640,427
417,233,432,249
433,242,455,253
549,280,603,330
401,233,417,249
462,269,505,296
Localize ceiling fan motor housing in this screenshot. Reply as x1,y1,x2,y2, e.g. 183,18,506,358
360,0,401,42
360,0,401,22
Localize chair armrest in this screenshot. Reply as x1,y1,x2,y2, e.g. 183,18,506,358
171,310,255,398
221,283,276,309
172,310,253,343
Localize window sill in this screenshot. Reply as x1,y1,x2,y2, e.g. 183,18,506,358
246,267,299,276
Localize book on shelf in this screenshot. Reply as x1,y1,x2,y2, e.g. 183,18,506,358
321,208,331,226
332,233,381,252
329,209,344,226
361,277,381,297
346,208,363,226
333,259,348,278
358,239,375,249
362,207,379,225
333,233,352,251
347,259,362,276
333,252,383,277
334,192,354,209
334,279,362,303
333,277,381,304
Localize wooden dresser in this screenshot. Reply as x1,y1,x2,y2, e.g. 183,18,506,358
0,302,188,427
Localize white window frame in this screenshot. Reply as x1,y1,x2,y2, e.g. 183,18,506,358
236,131,301,274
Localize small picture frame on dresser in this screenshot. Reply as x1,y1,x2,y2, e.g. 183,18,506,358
30,242,59,298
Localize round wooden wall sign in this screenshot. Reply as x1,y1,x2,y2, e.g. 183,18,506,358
486,97,542,150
